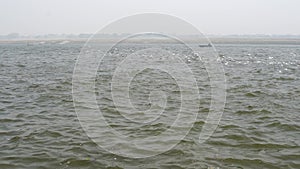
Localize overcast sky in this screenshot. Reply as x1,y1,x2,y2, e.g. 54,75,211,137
1,0,299,35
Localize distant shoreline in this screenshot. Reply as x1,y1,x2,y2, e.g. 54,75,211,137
1,37,300,45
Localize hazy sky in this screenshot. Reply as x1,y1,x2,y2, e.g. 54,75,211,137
1,0,299,35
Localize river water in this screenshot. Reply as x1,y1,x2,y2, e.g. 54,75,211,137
0,41,299,169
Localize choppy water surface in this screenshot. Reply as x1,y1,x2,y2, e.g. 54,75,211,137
0,41,299,169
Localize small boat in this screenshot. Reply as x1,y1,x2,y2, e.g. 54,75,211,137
199,43,212,47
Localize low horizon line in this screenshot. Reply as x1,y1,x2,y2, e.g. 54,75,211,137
1,33,300,36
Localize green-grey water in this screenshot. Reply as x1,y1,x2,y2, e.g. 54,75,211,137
0,41,299,168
